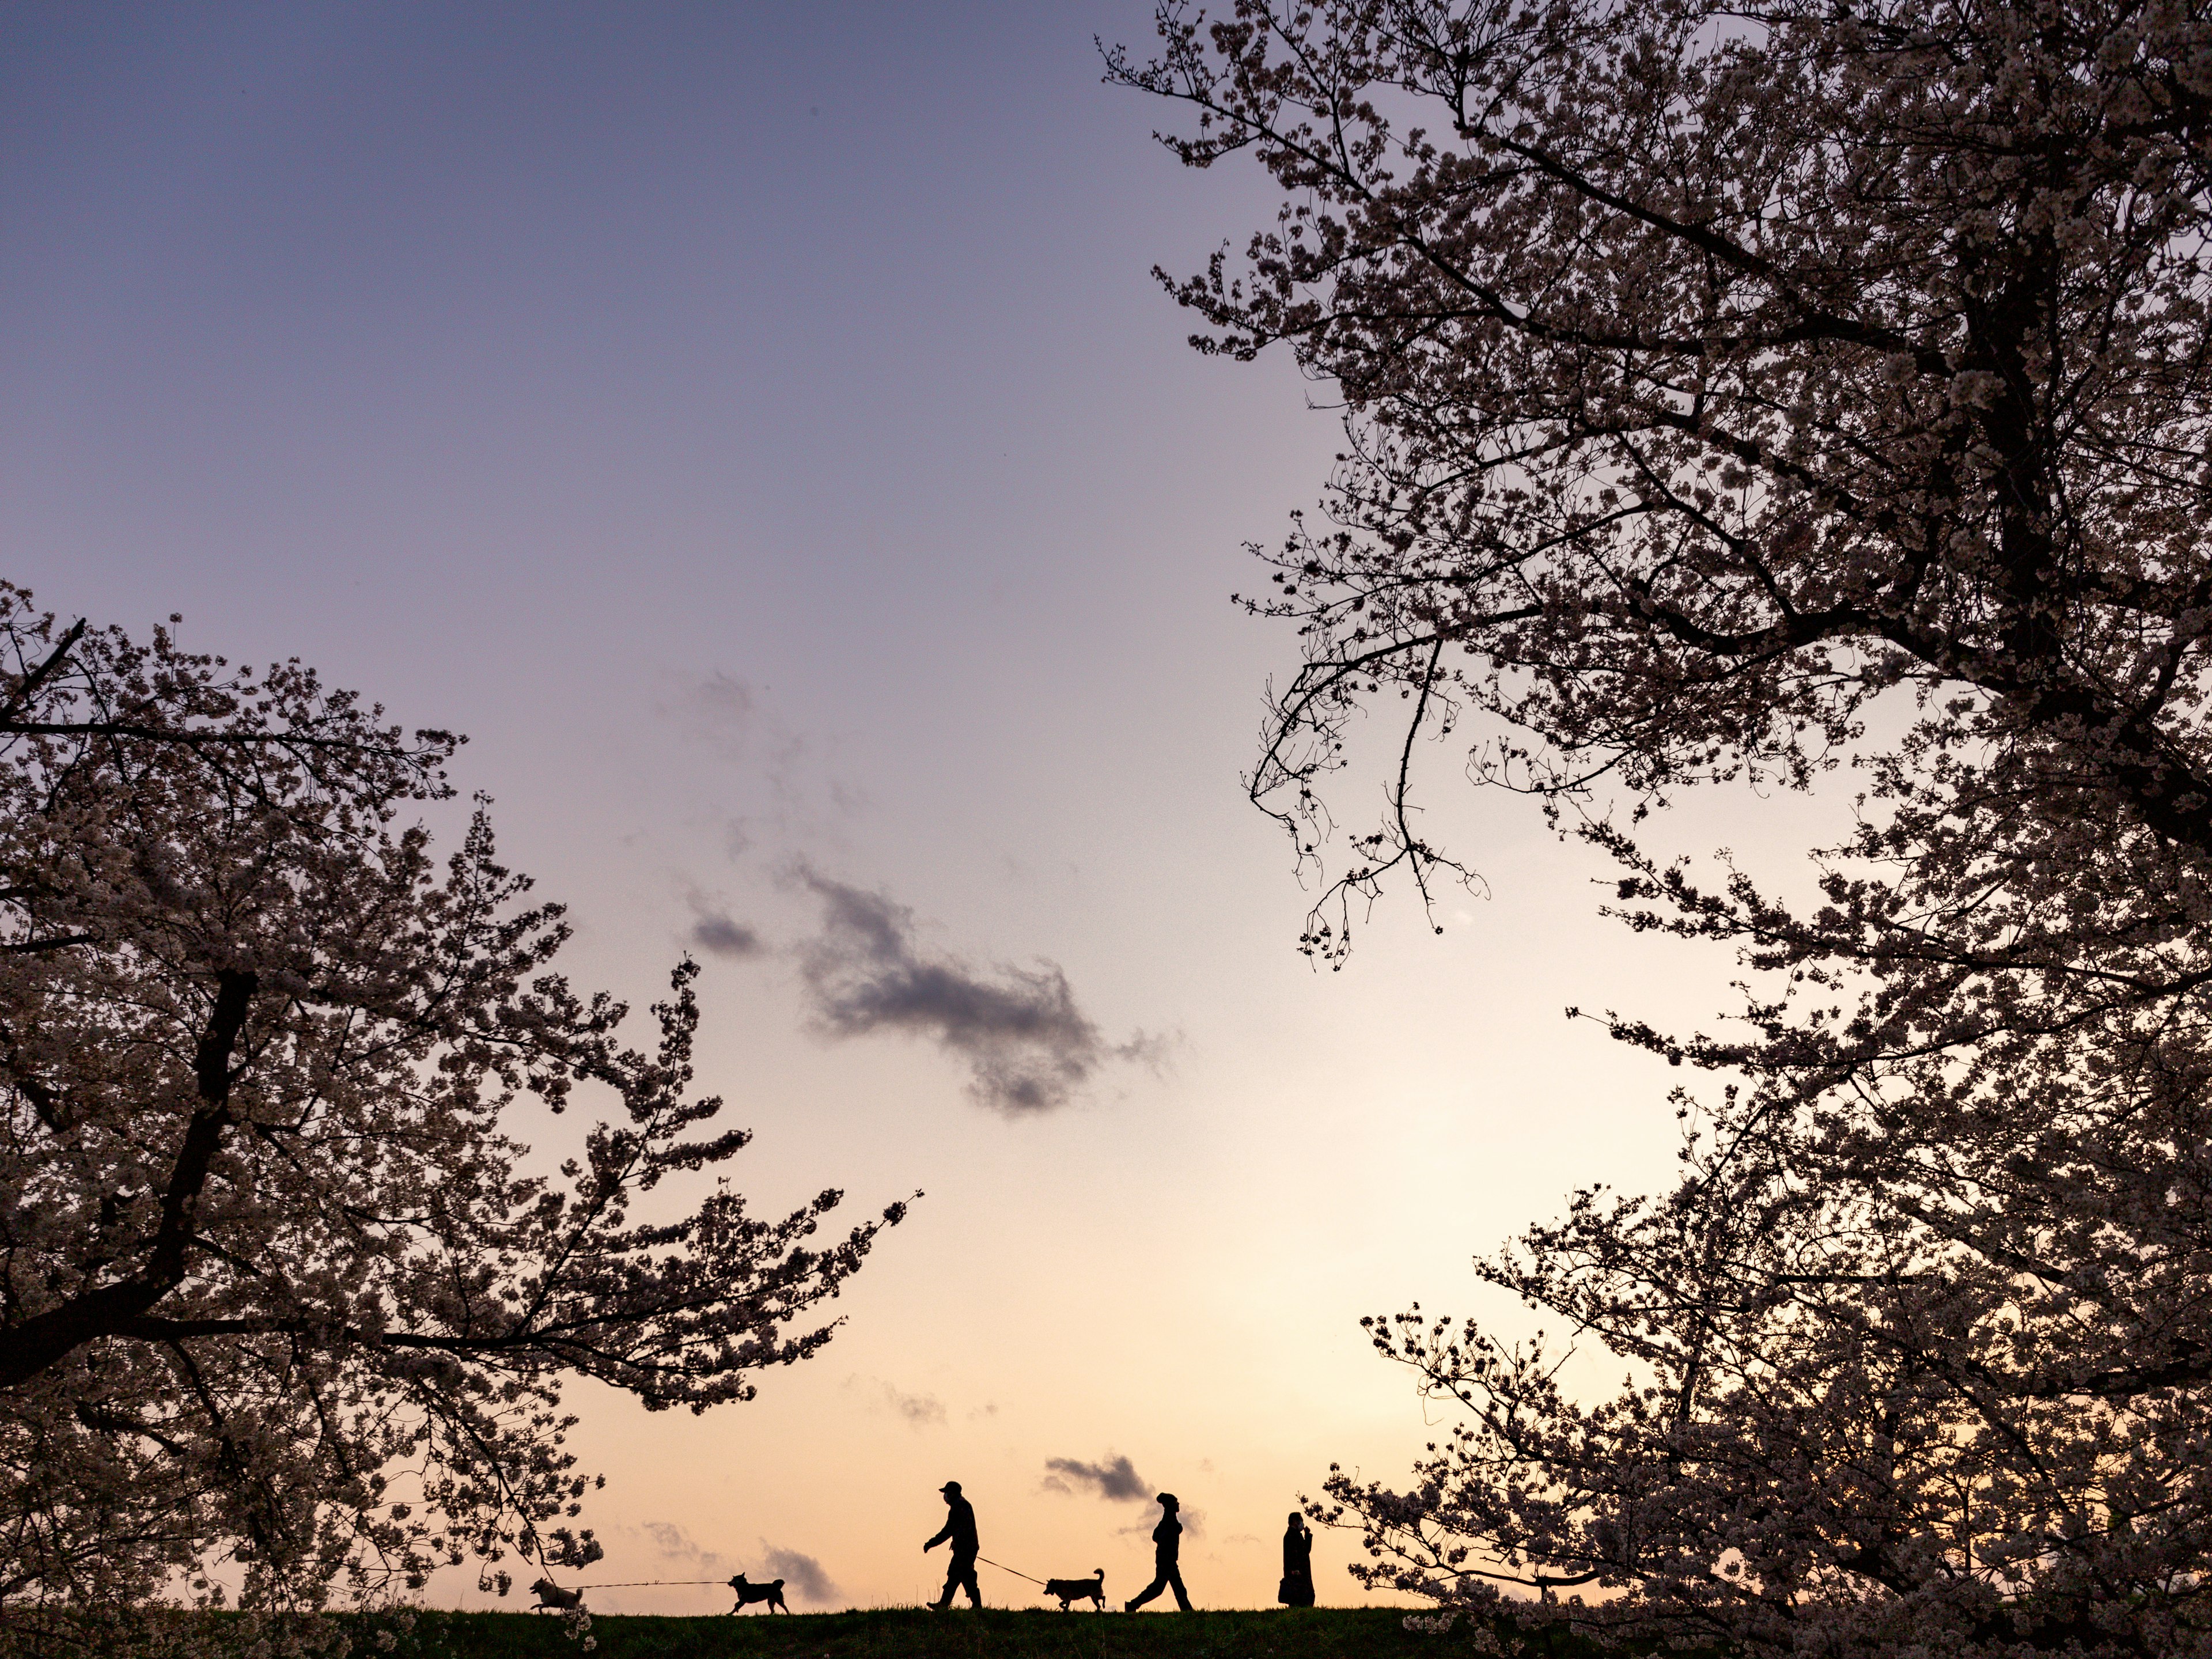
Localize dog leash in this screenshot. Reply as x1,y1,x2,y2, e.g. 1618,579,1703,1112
977,1555,1048,1588
568,1578,733,1588
569,1565,1078,1597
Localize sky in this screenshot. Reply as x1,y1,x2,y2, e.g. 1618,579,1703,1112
0,1,1822,1614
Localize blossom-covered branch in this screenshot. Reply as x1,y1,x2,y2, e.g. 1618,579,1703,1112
1119,2,2212,1653
0,587,910,1621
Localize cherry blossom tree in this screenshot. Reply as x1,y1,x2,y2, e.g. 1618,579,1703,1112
1115,2,2212,1652
0,587,908,1629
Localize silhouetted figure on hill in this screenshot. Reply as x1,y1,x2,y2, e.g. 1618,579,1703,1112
727,1573,789,1614
923,1479,983,1610
1279,1513,1316,1607
1124,1493,1194,1612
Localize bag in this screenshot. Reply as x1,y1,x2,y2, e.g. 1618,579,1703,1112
1277,1576,1293,1605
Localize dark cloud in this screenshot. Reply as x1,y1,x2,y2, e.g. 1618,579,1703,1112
760,1543,838,1605
690,911,764,958
1042,1454,1151,1503
793,872,1152,1113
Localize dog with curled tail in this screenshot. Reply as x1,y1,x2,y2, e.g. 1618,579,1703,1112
1043,1569,1105,1611
729,1572,790,1613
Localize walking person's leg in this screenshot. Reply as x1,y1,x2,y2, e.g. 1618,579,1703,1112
1126,1571,1169,1612
931,1558,962,1611
1168,1565,1192,1611
958,1554,983,1608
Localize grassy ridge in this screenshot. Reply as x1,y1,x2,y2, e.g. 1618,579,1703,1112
338,1607,1517,1659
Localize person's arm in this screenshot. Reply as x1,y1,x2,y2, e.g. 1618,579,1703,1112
925,1521,950,1551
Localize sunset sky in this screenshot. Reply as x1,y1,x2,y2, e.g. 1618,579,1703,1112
2,2,1823,1613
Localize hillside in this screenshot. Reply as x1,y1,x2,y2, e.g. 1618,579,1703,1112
329,1607,1521,1659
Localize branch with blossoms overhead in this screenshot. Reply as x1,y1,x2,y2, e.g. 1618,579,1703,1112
0,585,912,1630
1118,2,2212,1654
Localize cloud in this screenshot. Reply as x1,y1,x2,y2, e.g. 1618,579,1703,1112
641,1520,727,1573
690,910,764,958
1042,1454,1151,1503
846,1374,947,1429
793,871,1154,1113
1119,1506,1205,1540
759,1542,838,1605
661,669,756,753
1047,1471,1207,1541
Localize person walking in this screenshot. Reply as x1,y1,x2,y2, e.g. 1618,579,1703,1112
923,1480,983,1611
1124,1492,1194,1612
1278,1512,1316,1607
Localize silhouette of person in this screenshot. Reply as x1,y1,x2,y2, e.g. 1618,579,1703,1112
1279,1512,1316,1607
923,1479,983,1611
1124,1493,1194,1612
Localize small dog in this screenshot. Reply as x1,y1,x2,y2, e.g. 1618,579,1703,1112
1043,1569,1106,1611
729,1572,790,1614
530,1579,585,1613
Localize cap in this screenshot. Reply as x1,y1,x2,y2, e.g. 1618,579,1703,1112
1156,1492,1179,1507
940,1480,963,1495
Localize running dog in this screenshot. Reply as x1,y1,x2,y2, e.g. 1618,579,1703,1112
1043,1569,1106,1611
530,1579,584,1613
728,1573,790,1614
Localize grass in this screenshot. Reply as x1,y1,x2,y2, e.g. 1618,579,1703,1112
328,1607,1525,1659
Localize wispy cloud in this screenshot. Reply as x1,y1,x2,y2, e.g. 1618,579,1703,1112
1041,1453,1150,1503
660,669,757,757
1119,1506,1206,1540
760,1542,838,1605
846,1374,947,1429
793,870,1157,1113
641,1520,728,1573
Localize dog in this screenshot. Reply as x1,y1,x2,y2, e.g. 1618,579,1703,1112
728,1572,790,1614
1043,1569,1106,1611
530,1578,585,1613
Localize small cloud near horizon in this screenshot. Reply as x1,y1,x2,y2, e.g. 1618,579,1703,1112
759,1542,838,1605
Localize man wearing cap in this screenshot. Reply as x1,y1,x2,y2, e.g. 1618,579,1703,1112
923,1480,983,1611
1124,1492,1194,1612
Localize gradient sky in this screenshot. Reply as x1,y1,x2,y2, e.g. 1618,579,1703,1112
1,1,1823,1613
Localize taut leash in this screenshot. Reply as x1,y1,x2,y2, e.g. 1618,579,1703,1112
570,1578,732,1588
976,1555,1048,1587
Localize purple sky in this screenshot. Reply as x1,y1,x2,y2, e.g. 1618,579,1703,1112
2,2,1768,1612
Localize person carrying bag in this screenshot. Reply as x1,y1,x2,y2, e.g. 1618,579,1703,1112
1278,1513,1315,1607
